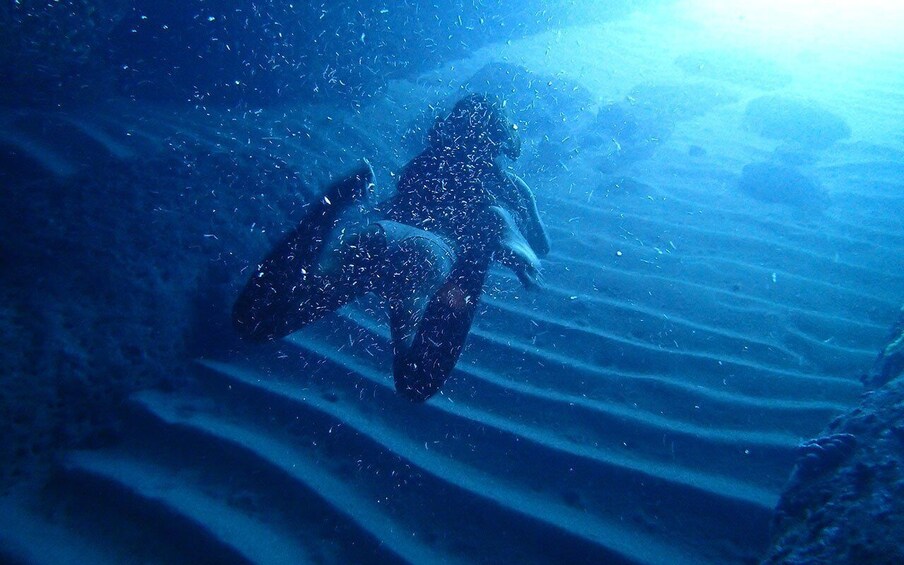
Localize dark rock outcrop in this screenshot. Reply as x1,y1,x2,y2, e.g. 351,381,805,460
592,100,666,172
0,137,311,490
1,0,655,107
0,0,129,107
863,305,904,390
763,379,904,565
744,96,851,150
675,50,792,90
738,162,829,212
591,81,736,173
628,81,738,122
764,311,904,565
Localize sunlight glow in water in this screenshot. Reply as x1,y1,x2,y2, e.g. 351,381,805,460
685,0,904,56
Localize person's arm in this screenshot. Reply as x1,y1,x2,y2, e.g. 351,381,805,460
501,172,551,257
488,205,543,290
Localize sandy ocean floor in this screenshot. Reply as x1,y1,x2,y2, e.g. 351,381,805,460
1,2,903,563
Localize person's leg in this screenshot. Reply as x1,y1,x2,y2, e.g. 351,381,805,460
375,224,458,350
362,221,476,401
391,251,490,402
232,162,376,342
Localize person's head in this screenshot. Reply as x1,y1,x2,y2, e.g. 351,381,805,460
427,93,521,160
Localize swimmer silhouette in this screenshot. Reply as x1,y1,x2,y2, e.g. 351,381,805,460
233,94,550,401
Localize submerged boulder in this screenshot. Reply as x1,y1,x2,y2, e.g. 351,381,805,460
862,305,904,390
763,376,904,564
738,162,829,212
2,0,648,106
627,81,738,122
771,144,818,167
744,96,851,150
0,0,128,107
591,81,736,173
591,100,667,172
675,50,792,91
765,312,904,563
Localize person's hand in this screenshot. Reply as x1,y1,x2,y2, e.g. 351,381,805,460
489,206,544,290
511,256,544,290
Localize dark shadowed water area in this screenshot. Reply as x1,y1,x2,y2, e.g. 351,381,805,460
1,1,903,563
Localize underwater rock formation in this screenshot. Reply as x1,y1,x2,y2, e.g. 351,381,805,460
0,136,309,489
0,0,128,107
744,96,852,150
763,377,904,564
592,100,666,173
627,82,738,123
771,144,818,167
738,162,830,212
1,0,652,107
590,82,736,174
765,310,904,564
675,50,792,90
862,305,904,391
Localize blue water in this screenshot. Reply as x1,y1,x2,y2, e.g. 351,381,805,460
1,1,903,563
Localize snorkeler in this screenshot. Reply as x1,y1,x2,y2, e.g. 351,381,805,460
233,94,550,401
